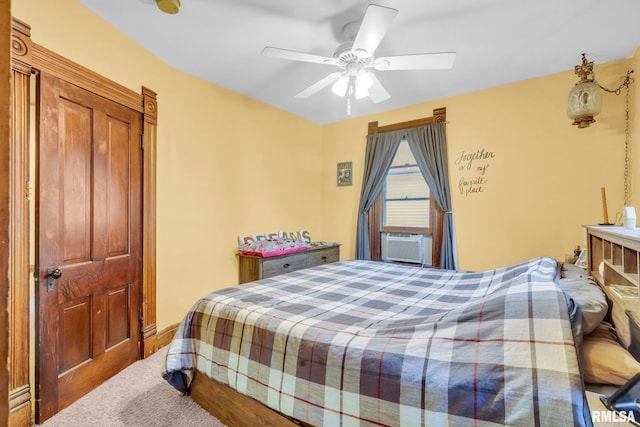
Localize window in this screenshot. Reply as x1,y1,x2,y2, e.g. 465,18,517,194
381,140,431,233
362,109,448,268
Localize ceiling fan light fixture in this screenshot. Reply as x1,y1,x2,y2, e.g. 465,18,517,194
356,69,373,90
355,81,370,100
260,5,456,113
331,75,349,97
156,0,180,14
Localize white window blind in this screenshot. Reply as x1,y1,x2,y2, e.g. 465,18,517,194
383,141,430,228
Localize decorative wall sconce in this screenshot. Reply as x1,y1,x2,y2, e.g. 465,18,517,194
156,0,180,14
568,54,637,219
566,53,634,128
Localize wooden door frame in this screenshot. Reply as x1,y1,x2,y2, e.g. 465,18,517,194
1,3,12,427
8,19,32,426
8,17,158,425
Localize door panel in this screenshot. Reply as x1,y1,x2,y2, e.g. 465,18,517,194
36,73,142,422
59,298,91,373
107,286,131,348
60,97,92,264
107,118,132,256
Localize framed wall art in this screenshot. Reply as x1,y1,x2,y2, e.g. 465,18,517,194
337,161,352,186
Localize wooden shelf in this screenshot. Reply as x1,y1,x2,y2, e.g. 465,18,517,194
603,260,640,285
585,226,640,359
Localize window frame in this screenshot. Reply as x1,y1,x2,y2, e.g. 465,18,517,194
381,152,432,235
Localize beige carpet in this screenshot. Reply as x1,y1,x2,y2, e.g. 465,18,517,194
38,347,226,427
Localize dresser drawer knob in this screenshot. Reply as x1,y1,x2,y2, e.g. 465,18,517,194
283,263,290,269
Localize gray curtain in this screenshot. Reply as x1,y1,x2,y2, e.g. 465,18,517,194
355,122,457,270
355,131,403,260
406,122,457,270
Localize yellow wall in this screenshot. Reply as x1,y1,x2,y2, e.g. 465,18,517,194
13,0,324,329
12,0,640,327
632,46,640,212
323,55,638,272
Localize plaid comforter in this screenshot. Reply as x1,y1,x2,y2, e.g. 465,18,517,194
163,257,592,426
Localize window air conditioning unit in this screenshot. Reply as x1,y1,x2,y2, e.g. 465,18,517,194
382,233,424,264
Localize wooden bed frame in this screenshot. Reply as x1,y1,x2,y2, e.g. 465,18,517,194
184,110,448,427
190,371,313,427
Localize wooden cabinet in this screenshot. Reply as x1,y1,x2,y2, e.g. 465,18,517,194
238,243,340,284
585,225,640,358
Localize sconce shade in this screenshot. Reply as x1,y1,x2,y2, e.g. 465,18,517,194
156,0,180,14
567,80,602,128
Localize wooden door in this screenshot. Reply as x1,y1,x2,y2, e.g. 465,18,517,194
36,72,142,422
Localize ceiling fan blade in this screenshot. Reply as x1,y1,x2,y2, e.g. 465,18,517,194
295,72,343,98
262,47,340,66
367,73,390,103
373,52,456,71
351,5,398,58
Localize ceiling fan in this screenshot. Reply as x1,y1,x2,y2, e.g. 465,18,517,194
262,4,456,113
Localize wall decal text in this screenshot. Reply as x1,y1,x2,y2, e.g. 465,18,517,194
455,148,495,196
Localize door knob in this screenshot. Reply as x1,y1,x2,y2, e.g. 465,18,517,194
45,266,62,292
46,267,62,279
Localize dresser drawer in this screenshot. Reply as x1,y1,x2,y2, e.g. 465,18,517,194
262,253,308,278
306,247,340,266
238,243,341,283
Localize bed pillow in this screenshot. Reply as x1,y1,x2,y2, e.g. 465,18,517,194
561,263,591,279
558,268,608,335
583,322,640,385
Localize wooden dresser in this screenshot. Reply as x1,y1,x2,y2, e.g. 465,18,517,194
238,242,340,284
585,225,640,359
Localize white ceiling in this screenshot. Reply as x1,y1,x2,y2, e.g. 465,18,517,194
77,0,640,124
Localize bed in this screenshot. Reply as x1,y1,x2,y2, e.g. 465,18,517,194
162,257,594,426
